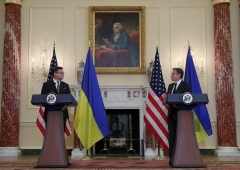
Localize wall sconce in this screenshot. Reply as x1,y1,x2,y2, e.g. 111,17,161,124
31,46,49,81
189,47,205,79
178,58,182,68
195,57,204,78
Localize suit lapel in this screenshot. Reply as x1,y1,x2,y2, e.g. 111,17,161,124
59,81,66,94
168,83,174,93
175,81,184,93
171,83,175,93
50,81,58,94
59,81,62,94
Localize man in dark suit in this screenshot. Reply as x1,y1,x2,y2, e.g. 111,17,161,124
41,66,71,130
166,68,191,164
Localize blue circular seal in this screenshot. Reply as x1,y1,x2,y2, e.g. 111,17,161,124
46,92,58,105
182,92,193,105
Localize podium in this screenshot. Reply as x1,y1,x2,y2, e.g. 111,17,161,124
166,93,208,168
31,94,77,168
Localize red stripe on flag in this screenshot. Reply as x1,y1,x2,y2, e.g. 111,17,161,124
146,105,168,137
36,107,45,136
144,90,169,152
64,118,72,137
144,116,169,151
148,93,168,122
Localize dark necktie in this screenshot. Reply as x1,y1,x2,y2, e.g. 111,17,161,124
173,83,177,93
57,81,60,94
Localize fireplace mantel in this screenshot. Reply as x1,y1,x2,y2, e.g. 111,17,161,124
70,85,157,157
70,85,149,138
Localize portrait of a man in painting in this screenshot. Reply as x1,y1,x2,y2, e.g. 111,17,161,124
94,13,140,68
89,6,145,74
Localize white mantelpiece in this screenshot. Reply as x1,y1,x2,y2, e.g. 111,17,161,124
70,85,158,158
101,85,148,148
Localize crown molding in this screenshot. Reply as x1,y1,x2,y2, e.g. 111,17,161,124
5,0,22,5
212,0,230,5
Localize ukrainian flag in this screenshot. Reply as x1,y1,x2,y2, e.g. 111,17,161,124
73,49,109,150
184,46,213,142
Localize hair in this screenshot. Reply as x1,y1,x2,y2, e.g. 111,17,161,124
173,68,184,79
52,66,63,76
113,22,124,32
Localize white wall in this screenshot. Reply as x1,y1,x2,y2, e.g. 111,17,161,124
0,0,237,149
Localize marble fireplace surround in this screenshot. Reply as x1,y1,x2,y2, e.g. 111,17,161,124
70,85,150,157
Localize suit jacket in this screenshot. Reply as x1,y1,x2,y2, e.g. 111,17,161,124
167,80,191,120
41,80,71,119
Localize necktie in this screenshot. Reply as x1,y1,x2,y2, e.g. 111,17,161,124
57,81,60,94
173,83,177,93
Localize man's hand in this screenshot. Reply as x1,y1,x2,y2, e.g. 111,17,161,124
115,33,121,40
162,96,168,106
107,42,114,49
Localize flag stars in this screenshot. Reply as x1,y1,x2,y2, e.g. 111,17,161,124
149,50,167,96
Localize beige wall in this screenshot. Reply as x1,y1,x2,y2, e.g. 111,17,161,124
0,0,239,149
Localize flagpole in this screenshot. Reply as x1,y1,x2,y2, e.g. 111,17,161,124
82,149,93,160
152,42,166,161
153,142,165,160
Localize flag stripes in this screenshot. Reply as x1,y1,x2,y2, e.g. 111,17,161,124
144,90,169,151
64,119,72,137
144,47,169,152
36,107,45,135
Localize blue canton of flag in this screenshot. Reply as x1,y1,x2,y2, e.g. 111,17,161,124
47,46,58,81
150,48,166,96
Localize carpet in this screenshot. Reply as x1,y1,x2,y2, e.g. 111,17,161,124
1,160,240,169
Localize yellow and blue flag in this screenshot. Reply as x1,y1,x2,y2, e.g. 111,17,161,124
184,46,213,142
73,48,109,150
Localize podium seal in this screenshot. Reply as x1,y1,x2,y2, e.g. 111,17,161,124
182,92,193,105
46,93,58,105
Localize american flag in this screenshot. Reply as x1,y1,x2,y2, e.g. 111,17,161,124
36,45,72,137
144,47,169,152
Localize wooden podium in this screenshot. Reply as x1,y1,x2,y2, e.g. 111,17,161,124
31,94,77,168
166,93,208,168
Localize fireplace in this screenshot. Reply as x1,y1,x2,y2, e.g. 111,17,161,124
70,85,149,157
95,109,140,156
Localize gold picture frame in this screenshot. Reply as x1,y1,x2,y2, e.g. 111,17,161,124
89,6,146,74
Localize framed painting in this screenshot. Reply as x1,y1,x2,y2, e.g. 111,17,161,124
89,6,146,74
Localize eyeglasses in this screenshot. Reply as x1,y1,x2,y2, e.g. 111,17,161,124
56,72,65,75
